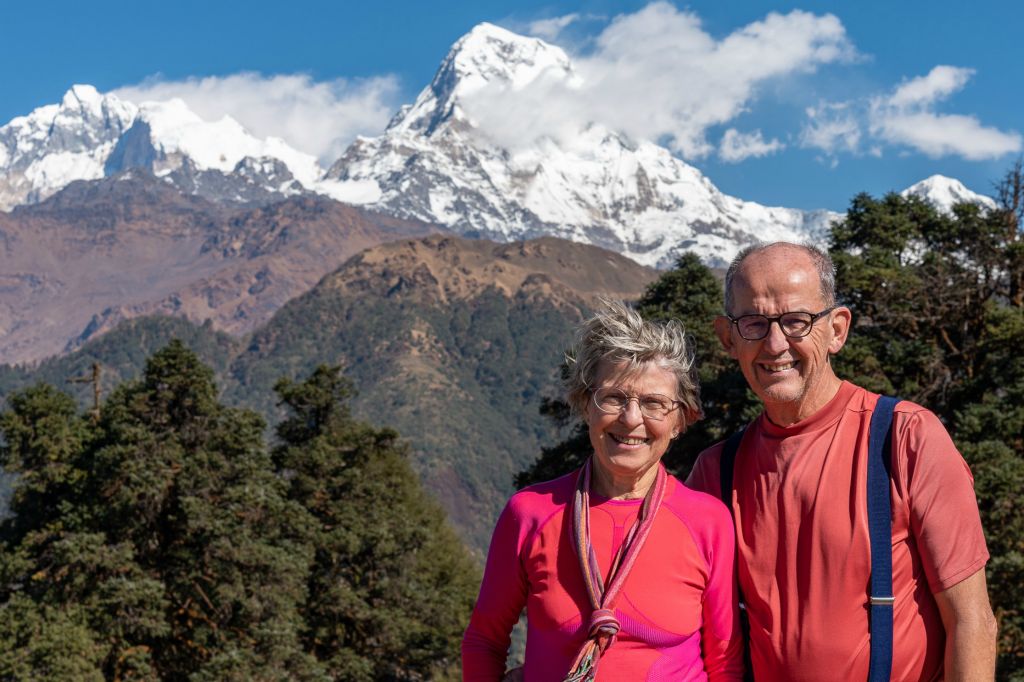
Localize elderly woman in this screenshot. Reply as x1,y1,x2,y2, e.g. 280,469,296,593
462,301,743,681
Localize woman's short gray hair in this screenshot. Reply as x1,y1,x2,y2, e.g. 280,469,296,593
565,299,703,428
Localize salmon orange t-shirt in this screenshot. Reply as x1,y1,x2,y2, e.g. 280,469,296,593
462,472,744,681
686,381,989,682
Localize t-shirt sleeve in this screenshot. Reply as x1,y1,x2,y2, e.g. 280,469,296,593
698,497,745,681
686,443,724,498
896,407,990,593
461,496,531,681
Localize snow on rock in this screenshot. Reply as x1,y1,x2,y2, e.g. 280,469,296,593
0,26,996,270
324,23,836,268
0,85,322,210
901,174,996,214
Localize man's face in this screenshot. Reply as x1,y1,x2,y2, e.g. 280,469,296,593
714,246,850,424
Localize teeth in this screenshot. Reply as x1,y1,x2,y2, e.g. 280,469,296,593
611,434,647,445
762,362,795,372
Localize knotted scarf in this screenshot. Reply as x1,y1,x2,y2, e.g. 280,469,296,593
562,457,668,682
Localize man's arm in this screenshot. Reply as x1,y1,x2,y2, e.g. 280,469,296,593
933,568,998,682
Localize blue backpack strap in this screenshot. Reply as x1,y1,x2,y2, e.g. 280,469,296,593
867,396,899,682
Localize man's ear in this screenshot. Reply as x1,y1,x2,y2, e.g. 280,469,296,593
714,316,738,358
828,306,852,354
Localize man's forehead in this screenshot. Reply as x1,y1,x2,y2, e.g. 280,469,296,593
731,251,823,307
736,251,815,285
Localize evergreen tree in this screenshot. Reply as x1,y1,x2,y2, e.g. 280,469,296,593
0,342,320,679
273,366,479,681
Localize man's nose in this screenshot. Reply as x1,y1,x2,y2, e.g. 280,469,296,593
762,319,792,353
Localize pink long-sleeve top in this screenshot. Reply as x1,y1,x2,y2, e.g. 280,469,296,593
462,470,743,681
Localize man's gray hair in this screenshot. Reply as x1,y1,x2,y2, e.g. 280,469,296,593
565,299,703,427
724,242,837,315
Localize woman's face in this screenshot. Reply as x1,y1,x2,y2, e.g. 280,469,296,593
586,359,684,484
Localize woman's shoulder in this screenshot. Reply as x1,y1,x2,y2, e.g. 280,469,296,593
504,470,577,517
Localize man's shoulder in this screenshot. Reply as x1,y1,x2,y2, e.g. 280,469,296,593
685,439,730,495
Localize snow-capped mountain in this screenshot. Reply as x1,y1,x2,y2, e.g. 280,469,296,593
0,25,999,269
901,175,996,214
0,85,320,210
321,23,836,268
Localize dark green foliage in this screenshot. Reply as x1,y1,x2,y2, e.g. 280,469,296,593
634,253,762,474
273,366,479,680
0,342,477,679
0,315,238,413
228,284,578,549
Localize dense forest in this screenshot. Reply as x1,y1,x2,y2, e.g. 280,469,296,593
0,343,478,679
519,164,1024,679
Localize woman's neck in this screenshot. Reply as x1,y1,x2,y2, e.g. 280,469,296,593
590,461,660,500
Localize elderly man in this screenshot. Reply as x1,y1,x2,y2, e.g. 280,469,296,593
686,242,997,681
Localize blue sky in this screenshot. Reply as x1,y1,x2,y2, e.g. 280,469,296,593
2,0,1020,210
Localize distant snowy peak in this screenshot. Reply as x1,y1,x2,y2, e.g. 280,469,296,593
902,175,996,214
0,85,320,210
388,22,575,138
325,23,835,268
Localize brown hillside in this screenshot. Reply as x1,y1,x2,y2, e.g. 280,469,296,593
0,172,438,364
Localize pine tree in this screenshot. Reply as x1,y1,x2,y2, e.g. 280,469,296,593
273,365,479,680
0,341,321,679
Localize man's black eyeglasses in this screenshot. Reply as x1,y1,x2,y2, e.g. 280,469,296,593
727,306,837,341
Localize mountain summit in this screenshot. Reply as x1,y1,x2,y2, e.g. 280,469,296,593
0,85,319,210
322,24,835,267
901,174,996,214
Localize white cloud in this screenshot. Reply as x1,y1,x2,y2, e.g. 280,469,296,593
527,13,581,41
800,103,861,155
870,66,1021,160
801,65,1021,162
113,72,401,166
719,128,784,162
463,3,856,159
888,66,974,108
871,110,1021,160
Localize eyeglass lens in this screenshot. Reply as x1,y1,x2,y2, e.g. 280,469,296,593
594,389,675,419
736,312,814,340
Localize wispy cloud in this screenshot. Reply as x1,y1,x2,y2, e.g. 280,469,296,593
527,13,582,41
113,72,401,166
464,3,856,159
801,102,861,155
801,65,1021,162
719,129,784,162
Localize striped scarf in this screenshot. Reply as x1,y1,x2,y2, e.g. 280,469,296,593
563,457,668,682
